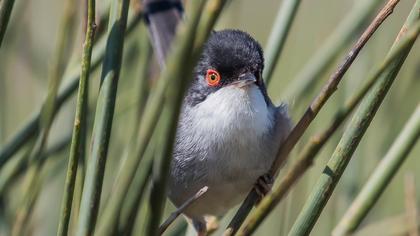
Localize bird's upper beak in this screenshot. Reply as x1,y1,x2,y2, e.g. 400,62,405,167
231,73,257,88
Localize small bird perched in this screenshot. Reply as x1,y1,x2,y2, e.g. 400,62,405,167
168,29,291,235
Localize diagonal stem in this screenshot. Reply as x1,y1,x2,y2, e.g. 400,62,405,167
224,1,401,234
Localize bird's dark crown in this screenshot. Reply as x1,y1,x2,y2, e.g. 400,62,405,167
195,29,264,78
186,29,266,106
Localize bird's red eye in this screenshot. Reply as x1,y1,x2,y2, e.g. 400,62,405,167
206,69,221,87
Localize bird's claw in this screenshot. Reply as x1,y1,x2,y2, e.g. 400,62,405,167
254,174,273,204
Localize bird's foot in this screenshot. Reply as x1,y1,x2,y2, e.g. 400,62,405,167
254,174,273,204
193,216,219,236
193,220,207,236
205,215,219,235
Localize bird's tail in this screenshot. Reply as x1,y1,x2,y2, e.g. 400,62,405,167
143,0,184,67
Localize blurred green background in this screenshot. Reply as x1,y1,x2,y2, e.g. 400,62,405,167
0,0,419,235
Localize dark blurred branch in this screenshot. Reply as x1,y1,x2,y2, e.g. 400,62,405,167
0,0,15,48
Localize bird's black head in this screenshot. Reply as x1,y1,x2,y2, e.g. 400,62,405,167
185,29,268,106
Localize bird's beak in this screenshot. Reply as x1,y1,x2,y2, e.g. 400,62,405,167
231,73,257,88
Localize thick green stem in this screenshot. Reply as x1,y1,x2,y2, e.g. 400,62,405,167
118,146,153,236
146,2,226,235
93,1,227,235
94,1,206,235
288,3,420,235
116,25,153,236
76,0,130,235
333,104,420,235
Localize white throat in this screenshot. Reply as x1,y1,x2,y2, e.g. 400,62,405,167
188,84,272,145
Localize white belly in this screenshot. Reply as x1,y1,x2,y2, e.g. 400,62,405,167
169,84,276,218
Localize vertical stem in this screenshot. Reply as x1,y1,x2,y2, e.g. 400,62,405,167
116,25,153,235
93,1,227,235
76,0,130,235
264,0,302,86
118,150,153,235
93,23,154,236
135,1,207,234
56,0,96,234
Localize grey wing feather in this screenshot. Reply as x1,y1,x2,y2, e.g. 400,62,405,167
271,103,292,175
275,102,293,140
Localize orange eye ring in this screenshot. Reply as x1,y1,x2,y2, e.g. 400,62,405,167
206,69,221,87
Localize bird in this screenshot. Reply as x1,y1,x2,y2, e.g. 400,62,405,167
168,29,292,235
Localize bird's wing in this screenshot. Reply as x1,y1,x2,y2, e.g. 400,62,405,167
143,0,183,68
275,103,292,139
275,103,293,152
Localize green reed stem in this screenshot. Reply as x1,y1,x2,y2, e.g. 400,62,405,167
57,0,96,235
10,0,77,233
94,1,227,235
75,0,130,235
238,17,420,236
224,1,399,234
288,3,420,235
282,0,385,101
333,103,420,235
116,25,153,236
118,148,153,236
0,134,70,196
0,10,143,170
264,0,302,86
94,2,207,235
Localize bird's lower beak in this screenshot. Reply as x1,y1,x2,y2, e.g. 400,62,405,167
231,73,257,88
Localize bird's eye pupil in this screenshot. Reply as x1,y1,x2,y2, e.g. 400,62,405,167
206,69,220,87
